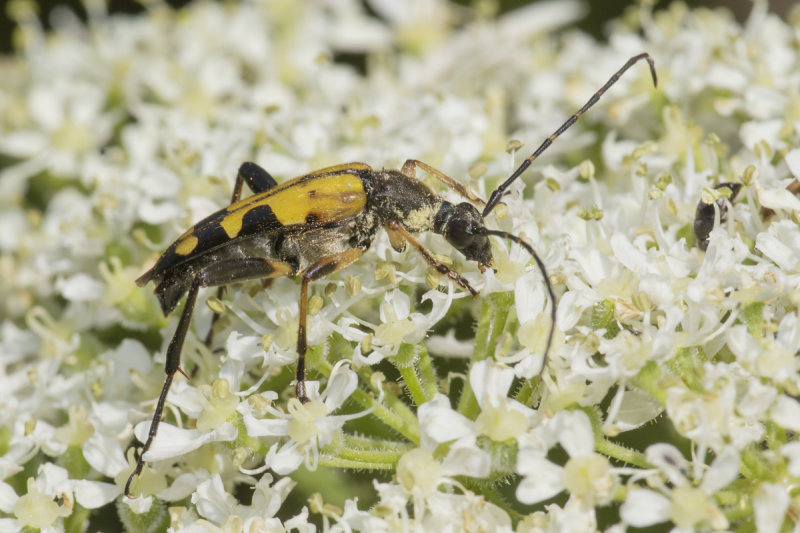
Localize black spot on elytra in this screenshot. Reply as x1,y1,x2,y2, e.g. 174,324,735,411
305,213,319,224
240,204,280,237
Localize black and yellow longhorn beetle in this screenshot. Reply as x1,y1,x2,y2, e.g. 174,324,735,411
126,53,657,496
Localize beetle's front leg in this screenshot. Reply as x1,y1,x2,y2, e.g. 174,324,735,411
295,249,364,402
385,220,478,296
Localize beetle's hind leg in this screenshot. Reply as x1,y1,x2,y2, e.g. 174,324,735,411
295,249,364,403
386,220,478,296
126,257,293,497
205,162,281,348
125,278,201,497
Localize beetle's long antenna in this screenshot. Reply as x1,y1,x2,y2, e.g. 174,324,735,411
482,229,555,377
483,53,657,216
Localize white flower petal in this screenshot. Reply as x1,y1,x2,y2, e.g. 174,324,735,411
322,361,358,411
701,446,739,494
0,482,18,513
440,439,491,478
251,475,295,518
56,273,104,302
224,332,265,363
785,148,800,177
82,433,128,477
72,480,119,509
136,422,237,462
192,474,235,524
469,360,514,408
646,443,688,486
553,410,594,458
263,442,304,475
781,442,800,477
418,394,475,448
620,488,671,527
756,185,800,212
755,220,800,270
122,494,153,514
159,471,210,502
515,450,564,504
753,482,790,533
36,463,69,496
242,413,290,438
771,396,800,432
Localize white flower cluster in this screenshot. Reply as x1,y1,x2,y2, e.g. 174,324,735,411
1,0,799,531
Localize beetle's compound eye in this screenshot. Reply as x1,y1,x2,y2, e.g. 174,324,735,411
441,203,493,266
446,220,476,248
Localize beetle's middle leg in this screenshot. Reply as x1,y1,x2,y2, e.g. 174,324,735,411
385,220,478,296
126,257,293,497
295,248,364,403
205,162,281,348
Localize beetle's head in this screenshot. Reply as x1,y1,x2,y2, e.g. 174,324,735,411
435,202,492,268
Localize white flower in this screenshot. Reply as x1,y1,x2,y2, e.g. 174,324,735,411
620,444,738,530
753,482,790,533
183,473,295,530
417,394,491,478
4,0,800,529
517,410,615,507
471,360,536,442
240,361,373,475
5,463,117,530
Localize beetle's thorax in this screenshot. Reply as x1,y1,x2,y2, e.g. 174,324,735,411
365,169,443,232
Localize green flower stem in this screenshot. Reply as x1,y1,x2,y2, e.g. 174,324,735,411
65,503,91,533
514,378,536,406
458,477,524,522
311,344,421,443
333,443,406,466
713,489,742,507
415,343,439,401
740,444,775,482
582,405,651,468
343,434,410,451
351,364,421,443
722,499,753,523
633,360,667,405
391,343,428,406
231,413,270,456
318,455,397,470
457,292,514,418
595,436,650,469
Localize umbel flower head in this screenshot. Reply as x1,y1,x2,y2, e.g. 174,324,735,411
1,0,800,531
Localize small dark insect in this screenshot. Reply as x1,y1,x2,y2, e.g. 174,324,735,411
694,180,800,250
126,53,657,497
694,182,743,250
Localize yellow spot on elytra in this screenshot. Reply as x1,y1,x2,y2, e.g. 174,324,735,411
220,173,366,238
175,234,198,255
